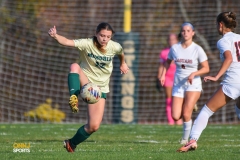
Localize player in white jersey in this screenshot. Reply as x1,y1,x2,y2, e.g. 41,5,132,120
48,22,129,152
178,11,240,152
160,23,209,145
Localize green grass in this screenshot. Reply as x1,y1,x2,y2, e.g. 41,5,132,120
1,123,240,160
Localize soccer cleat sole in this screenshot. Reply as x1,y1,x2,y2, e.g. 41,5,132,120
177,145,197,152
69,95,79,113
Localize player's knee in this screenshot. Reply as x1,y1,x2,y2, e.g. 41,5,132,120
69,63,81,72
172,114,181,121
88,124,100,133
182,112,191,121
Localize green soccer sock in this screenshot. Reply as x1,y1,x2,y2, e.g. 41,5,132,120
68,73,80,96
70,125,92,146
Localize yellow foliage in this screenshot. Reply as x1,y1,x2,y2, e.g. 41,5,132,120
24,98,65,123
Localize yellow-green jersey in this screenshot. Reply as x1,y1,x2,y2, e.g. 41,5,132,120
73,38,123,93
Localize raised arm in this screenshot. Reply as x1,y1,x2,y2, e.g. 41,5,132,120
48,26,75,47
204,50,232,82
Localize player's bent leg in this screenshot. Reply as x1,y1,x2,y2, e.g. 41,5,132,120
171,97,184,121
68,63,89,113
70,63,89,87
63,96,106,153
86,99,105,133
64,100,105,152
178,103,214,153
181,91,200,144
166,98,174,125
183,91,201,120
206,85,232,112
175,119,183,125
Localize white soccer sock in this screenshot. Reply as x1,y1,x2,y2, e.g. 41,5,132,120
190,105,214,141
182,119,192,140
235,105,240,119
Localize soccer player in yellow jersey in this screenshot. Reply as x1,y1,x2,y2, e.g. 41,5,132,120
48,22,129,152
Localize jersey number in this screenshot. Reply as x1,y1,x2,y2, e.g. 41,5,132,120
234,41,240,62
96,61,106,69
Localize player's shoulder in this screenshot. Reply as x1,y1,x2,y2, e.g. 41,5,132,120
189,42,204,51
171,43,181,50
74,38,93,44
219,32,240,43
107,40,122,49
191,42,201,47
228,32,240,42
84,38,94,43
108,39,121,45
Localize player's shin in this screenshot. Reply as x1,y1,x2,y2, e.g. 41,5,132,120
70,125,92,146
190,105,214,140
68,73,80,96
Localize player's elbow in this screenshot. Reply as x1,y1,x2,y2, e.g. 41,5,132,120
227,58,233,64
62,39,75,47
205,66,210,74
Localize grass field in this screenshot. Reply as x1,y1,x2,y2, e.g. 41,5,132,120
1,123,240,160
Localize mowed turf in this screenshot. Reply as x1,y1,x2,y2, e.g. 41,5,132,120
0,123,240,160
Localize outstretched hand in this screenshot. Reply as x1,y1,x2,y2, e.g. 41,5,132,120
48,26,57,38
204,76,219,82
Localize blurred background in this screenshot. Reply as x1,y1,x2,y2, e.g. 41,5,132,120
0,0,239,124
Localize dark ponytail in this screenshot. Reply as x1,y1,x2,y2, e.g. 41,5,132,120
217,11,237,30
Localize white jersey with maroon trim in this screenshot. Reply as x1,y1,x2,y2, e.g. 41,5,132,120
168,42,208,86
217,32,240,85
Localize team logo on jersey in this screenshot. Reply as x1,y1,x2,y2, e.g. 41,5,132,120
87,53,113,69
87,53,112,61
176,59,193,64
181,64,186,69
